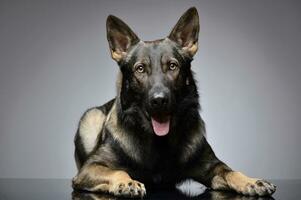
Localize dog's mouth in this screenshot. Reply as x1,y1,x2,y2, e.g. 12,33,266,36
151,114,171,136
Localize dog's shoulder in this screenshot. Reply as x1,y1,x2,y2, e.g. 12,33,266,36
75,98,116,166
95,98,116,116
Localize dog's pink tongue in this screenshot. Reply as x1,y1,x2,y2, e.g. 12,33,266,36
151,116,170,136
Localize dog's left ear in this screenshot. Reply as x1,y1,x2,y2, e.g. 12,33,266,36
168,7,199,57
107,15,140,62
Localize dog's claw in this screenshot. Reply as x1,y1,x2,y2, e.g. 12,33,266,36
110,179,146,198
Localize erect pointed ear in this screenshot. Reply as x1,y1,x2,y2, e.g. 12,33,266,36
168,7,199,57
106,15,140,62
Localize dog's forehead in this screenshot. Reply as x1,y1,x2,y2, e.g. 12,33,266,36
128,39,177,62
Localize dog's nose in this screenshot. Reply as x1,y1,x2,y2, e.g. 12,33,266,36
150,93,169,110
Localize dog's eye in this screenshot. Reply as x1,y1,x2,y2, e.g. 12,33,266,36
135,64,145,73
169,62,178,71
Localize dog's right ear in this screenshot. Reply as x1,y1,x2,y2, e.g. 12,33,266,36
106,15,140,62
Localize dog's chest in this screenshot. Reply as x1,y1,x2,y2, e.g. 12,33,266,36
135,138,183,183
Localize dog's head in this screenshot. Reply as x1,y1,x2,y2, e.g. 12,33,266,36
106,7,199,136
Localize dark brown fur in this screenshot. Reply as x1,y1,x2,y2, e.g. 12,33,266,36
72,7,276,198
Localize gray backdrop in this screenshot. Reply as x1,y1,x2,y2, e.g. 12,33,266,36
0,0,300,179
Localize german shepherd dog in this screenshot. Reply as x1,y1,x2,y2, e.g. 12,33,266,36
72,7,276,198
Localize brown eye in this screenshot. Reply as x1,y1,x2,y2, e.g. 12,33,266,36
135,64,145,73
169,62,178,71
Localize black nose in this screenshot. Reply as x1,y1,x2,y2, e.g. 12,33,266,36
150,95,169,110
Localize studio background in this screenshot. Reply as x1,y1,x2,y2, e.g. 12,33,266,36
0,0,300,179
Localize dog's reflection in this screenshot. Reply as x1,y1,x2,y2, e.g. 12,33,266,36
202,191,275,200
72,191,117,200
72,190,275,200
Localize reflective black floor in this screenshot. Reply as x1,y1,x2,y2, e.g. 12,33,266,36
0,179,300,200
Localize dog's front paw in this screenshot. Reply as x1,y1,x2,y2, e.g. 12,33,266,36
248,179,276,196
109,179,146,198
226,172,276,196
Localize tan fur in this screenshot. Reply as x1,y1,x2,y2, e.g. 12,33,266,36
73,164,109,188
116,72,123,94
105,103,142,163
111,50,126,62
211,171,270,196
79,109,106,154
225,171,257,191
89,169,131,192
211,175,229,190
183,42,198,56
73,163,145,197
90,173,145,197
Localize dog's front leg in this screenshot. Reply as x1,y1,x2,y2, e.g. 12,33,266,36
188,137,276,196
72,163,146,198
